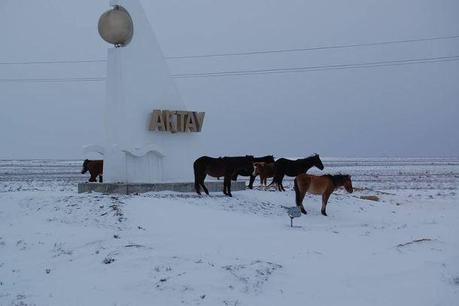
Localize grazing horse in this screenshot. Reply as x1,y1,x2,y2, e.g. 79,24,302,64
81,159,103,183
294,174,353,216
194,155,255,197
232,155,275,189
253,162,275,186
270,154,324,191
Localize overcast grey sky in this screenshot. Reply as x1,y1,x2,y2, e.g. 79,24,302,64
1,0,458,159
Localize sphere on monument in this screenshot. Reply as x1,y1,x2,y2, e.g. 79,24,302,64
98,5,133,47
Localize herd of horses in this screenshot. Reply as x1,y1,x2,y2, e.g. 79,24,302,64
81,154,353,216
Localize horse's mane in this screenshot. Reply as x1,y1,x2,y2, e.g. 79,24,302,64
258,155,273,158
303,153,319,159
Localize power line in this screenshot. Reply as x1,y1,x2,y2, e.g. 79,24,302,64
0,59,107,65
0,77,106,83
2,55,458,82
171,55,459,78
1,34,458,66
165,34,459,59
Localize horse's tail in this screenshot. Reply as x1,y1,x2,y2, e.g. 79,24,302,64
81,159,89,174
294,177,301,205
193,160,201,194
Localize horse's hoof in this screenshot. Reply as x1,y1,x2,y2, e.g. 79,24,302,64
321,211,328,216
301,208,307,214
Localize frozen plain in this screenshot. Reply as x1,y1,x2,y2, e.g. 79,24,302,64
0,158,458,306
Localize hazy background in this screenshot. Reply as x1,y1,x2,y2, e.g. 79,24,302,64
1,0,458,159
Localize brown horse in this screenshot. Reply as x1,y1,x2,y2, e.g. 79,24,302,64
81,159,103,183
232,155,275,189
270,154,324,191
194,155,255,197
253,162,275,186
293,174,353,216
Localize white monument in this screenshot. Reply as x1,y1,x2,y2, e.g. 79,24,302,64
88,0,202,185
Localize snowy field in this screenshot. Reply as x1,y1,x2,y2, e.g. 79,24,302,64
1,158,458,306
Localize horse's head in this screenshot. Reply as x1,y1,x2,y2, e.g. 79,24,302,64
243,155,255,176
253,162,265,176
81,159,89,174
312,154,324,170
343,175,353,193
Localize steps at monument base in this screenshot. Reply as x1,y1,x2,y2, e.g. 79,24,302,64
78,181,246,194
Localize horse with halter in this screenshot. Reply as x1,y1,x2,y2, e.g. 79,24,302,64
194,155,255,197
270,154,324,191
231,155,275,189
294,174,353,216
81,159,103,183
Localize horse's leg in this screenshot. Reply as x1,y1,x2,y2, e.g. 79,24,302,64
270,175,281,191
89,171,97,182
200,174,209,195
248,175,256,189
277,179,282,191
222,180,227,196
194,166,202,195
278,175,286,191
201,182,209,195
294,178,307,214
194,176,201,195
196,173,209,196
321,191,332,216
224,174,232,197
221,173,227,195
228,180,232,197
99,175,103,183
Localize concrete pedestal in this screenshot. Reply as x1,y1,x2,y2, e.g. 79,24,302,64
78,181,246,195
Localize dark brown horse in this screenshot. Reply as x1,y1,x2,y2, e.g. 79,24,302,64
294,174,353,216
81,159,103,183
232,155,275,189
270,154,324,191
194,155,255,197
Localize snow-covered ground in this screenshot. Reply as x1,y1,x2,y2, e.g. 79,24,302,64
1,159,458,305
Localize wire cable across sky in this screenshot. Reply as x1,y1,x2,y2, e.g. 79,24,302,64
0,77,106,83
171,55,459,78
165,34,459,60
0,59,107,66
0,34,458,66
1,55,458,82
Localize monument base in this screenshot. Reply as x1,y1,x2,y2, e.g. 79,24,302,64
78,181,246,195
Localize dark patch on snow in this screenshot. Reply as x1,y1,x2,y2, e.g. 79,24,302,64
103,257,115,264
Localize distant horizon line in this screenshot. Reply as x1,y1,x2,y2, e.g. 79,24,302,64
0,156,458,161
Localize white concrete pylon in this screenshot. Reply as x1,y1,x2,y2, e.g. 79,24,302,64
100,0,200,183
